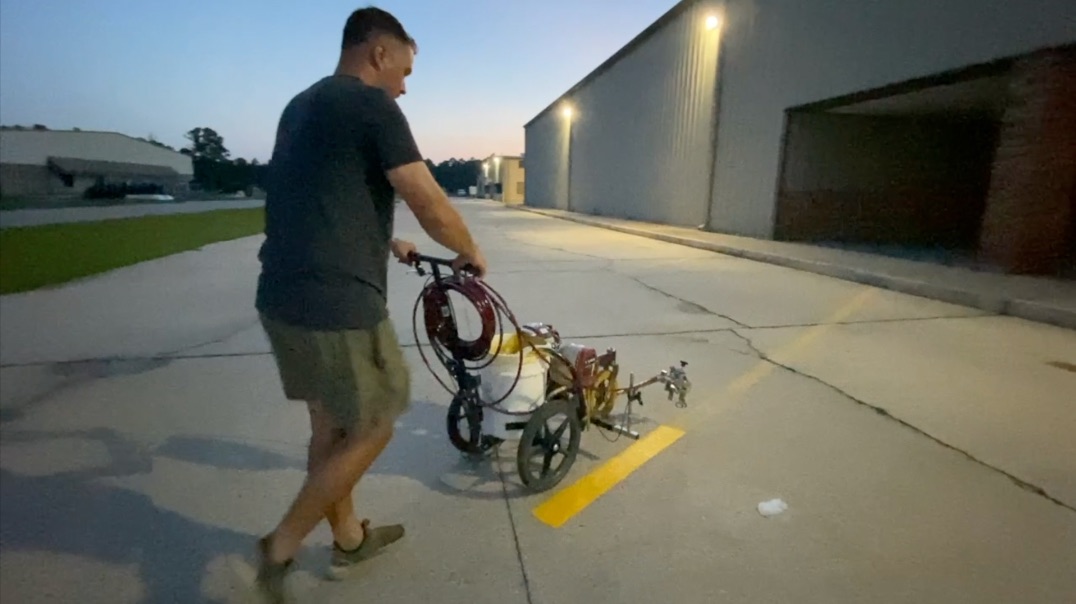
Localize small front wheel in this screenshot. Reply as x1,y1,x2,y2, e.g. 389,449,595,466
447,393,501,456
517,397,582,492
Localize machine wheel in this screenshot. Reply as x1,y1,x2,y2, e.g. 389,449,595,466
517,397,582,492
446,392,501,456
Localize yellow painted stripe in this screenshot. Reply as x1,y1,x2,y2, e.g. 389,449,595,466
771,288,877,363
671,288,879,432
531,286,878,528
532,425,686,528
726,361,776,395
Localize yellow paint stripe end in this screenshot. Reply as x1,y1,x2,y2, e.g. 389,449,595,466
532,425,685,528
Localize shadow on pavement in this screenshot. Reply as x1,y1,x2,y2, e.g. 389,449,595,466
0,394,628,602
383,396,608,502
156,435,306,473
0,427,316,604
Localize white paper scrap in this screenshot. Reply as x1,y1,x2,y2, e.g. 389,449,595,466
757,498,788,517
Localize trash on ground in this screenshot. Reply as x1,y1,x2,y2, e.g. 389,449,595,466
757,498,788,517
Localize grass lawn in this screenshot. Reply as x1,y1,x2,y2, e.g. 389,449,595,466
0,207,264,294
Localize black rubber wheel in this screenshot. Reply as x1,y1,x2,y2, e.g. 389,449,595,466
516,397,582,492
446,392,501,456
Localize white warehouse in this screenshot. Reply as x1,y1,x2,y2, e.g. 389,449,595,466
0,128,194,199
523,0,1076,276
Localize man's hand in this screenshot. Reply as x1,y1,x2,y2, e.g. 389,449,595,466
390,238,417,264
452,248,488,279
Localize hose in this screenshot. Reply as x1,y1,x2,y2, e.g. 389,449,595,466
412,270,560,415
410,266,659,440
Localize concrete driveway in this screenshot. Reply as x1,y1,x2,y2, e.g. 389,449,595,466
0,198,264,229
1,199,1074,603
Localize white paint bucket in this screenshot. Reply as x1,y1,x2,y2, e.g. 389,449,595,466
478,333,548,441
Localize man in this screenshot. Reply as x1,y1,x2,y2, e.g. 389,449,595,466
252,6,487,602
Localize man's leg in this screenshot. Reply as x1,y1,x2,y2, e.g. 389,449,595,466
268,317,409,565
266,417,395,564
255,419,393,602
306,400,365,551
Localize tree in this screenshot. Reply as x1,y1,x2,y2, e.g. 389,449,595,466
180,127,241,192
182,127,230,162
146,133,176,151
428,158,481,193
174,124,482,198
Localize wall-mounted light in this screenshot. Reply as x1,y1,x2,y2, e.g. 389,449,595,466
561,105,574,119
705,15,721,30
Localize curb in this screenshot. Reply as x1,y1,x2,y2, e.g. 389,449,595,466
511,205,1075,330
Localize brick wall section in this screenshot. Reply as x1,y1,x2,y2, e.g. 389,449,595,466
978,46,1076,275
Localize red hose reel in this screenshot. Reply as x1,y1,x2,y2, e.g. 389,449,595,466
419,276,499,362
409,253,571,414
410,261,529,404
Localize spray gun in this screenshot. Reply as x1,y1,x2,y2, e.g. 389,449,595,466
660,361,691,408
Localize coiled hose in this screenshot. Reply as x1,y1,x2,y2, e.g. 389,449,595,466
411,269,552,415
410,266,659,437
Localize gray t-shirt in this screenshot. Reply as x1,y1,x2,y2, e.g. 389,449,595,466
255,75,423,330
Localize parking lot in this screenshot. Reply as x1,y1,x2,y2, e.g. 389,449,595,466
1,199,1074,603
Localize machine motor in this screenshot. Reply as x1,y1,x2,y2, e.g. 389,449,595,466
553,343,600,388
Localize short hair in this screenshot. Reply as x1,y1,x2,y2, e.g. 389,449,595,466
341,6,417,52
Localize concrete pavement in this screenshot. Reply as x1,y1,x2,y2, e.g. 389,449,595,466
0,198,264,229
1,199,1074,603
513,206,1076,330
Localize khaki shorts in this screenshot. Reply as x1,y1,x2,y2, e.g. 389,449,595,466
260,313,411,433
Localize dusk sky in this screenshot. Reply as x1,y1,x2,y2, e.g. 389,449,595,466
0,0,677,163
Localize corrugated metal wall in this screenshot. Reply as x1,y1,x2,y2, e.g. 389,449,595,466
523,111,570,209
0,130,194,174
524,0,1075,239
523,0,723,224
568,1,722,226
708,0,1076,238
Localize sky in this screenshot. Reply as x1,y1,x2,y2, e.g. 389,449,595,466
0,0,678,164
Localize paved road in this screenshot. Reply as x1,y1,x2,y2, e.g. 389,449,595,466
0,198,264,229
1,200,1074,603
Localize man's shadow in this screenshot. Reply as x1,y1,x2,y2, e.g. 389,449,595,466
0,427,320,604
0,402,509,603
0,398,633,602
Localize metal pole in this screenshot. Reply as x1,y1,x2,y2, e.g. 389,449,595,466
703,3,727,231
566,118,573,212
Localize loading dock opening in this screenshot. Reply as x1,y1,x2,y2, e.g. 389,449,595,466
774,67,1008,268
773,45,1076,277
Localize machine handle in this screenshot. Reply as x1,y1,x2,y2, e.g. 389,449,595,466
407,252,477,277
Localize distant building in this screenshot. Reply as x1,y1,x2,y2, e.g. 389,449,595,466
476,154,525,204
523,0,1076,275
0,128,194,198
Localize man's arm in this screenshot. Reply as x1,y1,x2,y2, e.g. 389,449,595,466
367,91,480,260
387,162,478,257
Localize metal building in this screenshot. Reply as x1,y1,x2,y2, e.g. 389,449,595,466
523,0,1076,275
476,154,526,205
0,128,194,199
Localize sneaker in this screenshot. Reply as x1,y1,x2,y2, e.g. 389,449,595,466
326,519,405,580
255,536,293,603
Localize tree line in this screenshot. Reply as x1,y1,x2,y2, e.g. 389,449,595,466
1,123,485,197
182,127,482,196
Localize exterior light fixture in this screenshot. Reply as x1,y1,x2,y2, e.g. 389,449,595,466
705,15,720,30
561,105,573,119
